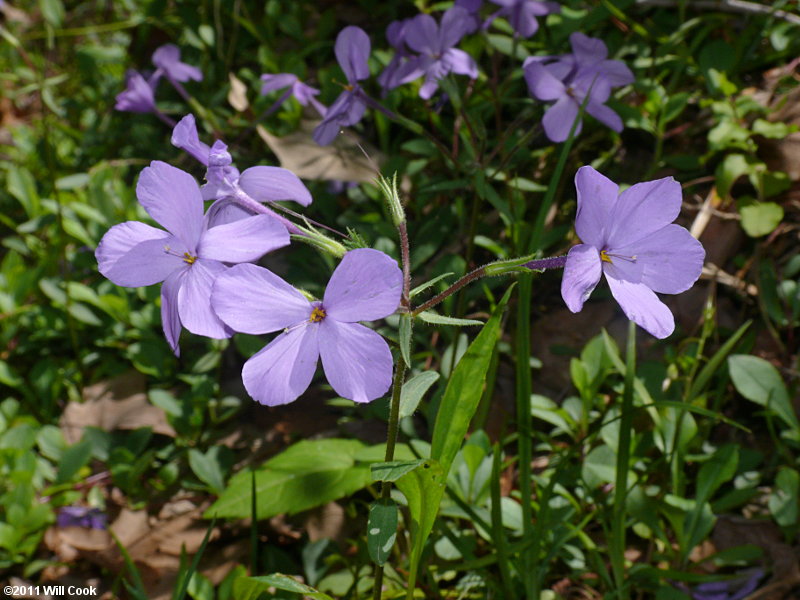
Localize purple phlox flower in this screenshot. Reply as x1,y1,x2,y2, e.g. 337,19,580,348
488,0,559,38
541,32,634,86
96,161,291,355
171,115,312,224
211,248,402,406
152,43,203,83
395,7,479,100
676,569,764,600
260,73,327,117
560,167,705,339
377,19,413,92
57,506,107,530
115,70,159,114
313,26,371,146
524,32,633,142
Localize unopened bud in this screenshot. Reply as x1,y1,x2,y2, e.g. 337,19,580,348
375,172,405,226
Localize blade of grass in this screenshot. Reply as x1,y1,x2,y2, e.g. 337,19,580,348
172,517,217,600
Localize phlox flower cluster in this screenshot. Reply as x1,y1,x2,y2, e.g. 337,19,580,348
96,132,402,405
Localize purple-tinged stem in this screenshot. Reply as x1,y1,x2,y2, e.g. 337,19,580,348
231,187,304,235
399,222,411,308
154,110,177,128
411,265,486,316
524,255,568,270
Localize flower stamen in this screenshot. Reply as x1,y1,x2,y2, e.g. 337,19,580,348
309,306,326,323
163,245,198,265
601,249,637,264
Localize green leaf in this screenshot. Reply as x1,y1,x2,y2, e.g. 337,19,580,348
768,468,799,527
417,311,484,326
371,459,425,482
728,355,797,431
399,314,412,367
410,272,453,298
739,201,783,237
0,360,23,388
367,499,398,566
399,371,439,418
430,288,510,477
715,153,753,197
233,574,335,600
188,448,226,495
582,444,617,488
686,320,750,401
207,439,371,519
395,459,446,591
752,119,791,139
55,439,93,484
696,445,738,505
39,0,66,27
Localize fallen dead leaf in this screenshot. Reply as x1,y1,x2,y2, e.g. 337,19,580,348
257,121,382,183
60,371,176,443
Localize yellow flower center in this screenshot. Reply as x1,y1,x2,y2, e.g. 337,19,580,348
309,307,326,323
600,249,613,263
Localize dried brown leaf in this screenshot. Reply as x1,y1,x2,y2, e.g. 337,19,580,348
61,371,175,443
257,122,381,183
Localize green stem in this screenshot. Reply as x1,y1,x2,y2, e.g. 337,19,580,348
611,320,637,600
372,356,407,600
491,443,516,599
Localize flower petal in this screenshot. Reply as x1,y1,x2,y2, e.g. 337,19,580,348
405,13,439,55
152,44,203,82
104,236,187,287
136,161,204,248
561,243,602,313
323,248,402,322
524,61,565,101
198,214,289,263
238,166,313,206
605,176,682,249
171,114,211,165
212,263,311,334
605,273,675,339
319,320,393,403
542,95,581,143
177,259,231,339
115,71,156,113
161,268,186,356
96,221,170,275
260,73,297,95
440,6,471,49
443,48,478,78
574,166,618,248
335,26,371,82
242,325,320,406
570,32,607,65
613,224,705,294
585,100,623,132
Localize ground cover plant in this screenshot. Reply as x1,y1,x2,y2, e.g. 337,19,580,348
2,0,800,598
